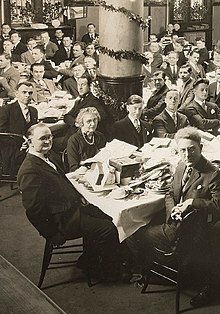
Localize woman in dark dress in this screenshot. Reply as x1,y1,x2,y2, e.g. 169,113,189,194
67,107,106,171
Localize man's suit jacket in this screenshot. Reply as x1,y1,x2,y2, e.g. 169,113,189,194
185,99,220,135
17,153,81,240
20,50,35,65
28,78,57,103
165,156,220,225
81,33,99,44
111,116,153,148
164,43,175,55
0,66,20,98
51,37,64,49
62,77,79,98
0,100,38,134
52,46,74,65
13,42,27,55
163,64,180,84
153,109,189,138
189,63,206,80
208,82,220,107
44,41,58,59
178,77,195,114
142,64,158,87
143,84,169,120
152,52,163,68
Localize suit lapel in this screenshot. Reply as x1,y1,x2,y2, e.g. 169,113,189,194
174,162,185,202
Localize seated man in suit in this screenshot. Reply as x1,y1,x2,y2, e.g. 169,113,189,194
143,70,169,121
0,23,11,53
28,63,57,103
127,126,220,307
62,63,86,98
31,45,58,79
195,37,209,66
81,23,99,45
207,67,220,107
17,123,120,282
0,52,20,99
52,35,74,66
10,31,27,56
111,95,152,149
185,78,220,135
40,31,58,60
20,37,37,65
161,51,180,84
178,64,195,114
149,42,163,68
153,89,189,138
188,49,206,80
51,28,64,49
174,38,187,67
142,51,158,88
0,81,37,174
85,43,99,67
2,39,21,62
163,33,179,55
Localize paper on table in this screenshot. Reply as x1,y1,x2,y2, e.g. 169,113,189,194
149,137,171,148
81,139,138,164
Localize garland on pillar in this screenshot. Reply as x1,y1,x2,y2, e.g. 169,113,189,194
88,0,151,30
97,45,147,64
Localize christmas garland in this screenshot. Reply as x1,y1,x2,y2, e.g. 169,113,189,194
97,45,147,64
88,0,151,30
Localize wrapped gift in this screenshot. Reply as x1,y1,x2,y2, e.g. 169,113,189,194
109,157,140,180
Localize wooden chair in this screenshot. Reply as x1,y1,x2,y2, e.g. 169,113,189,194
140,211,206,314
38,238,93,289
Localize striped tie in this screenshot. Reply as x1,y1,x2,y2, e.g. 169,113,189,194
134,119,141,133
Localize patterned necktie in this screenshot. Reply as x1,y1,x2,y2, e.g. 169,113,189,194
24,106,30,123
134,119,141,133
172,113,177,126
66,47,70,58
182,167,192,188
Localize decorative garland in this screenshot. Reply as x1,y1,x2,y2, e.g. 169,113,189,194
88,0,151,30
97,45,147,64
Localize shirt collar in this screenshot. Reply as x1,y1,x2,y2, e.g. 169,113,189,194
29,151,46,161
194,97,205,107
128,114,140,126
165,108,176,117
18,100,29,110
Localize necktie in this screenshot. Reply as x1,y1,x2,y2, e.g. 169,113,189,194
24,106,30,123
134,119,141,133
181,167,192,188
66,48,70,58
172,113,177,126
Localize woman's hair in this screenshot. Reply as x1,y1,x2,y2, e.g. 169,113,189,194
75,107,101,128
174,126,201,145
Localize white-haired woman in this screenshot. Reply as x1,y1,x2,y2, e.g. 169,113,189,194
67,107,106,171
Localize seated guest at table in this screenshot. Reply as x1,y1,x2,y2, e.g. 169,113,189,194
0,81,37,134
81,23,99,45
144,33,162,53
51,28,64,49
84,56,98,81
31,45,58,79
143,70,169,121
2,39,21,62
85,43,99,66
207,67,220,107
0,53,20,99
17,123,120,282
127,126,220,307
10,31,27,56
149,42,163,68
188,49,206,80
67,107,106,172
163,34,179,56
40,31,58,60
20,37,37,65
142,51,158,88
161,51,180,84
185,78,220,135
153,89,189,138
52,35,74,66
195,37,209,66
178,64,195,114
28,63,57,103
111,95,152,149
206,50,220,73
0,23,11,53
62,63,86,98
58,41,85,77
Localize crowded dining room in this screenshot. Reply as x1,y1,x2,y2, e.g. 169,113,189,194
1,0,220,313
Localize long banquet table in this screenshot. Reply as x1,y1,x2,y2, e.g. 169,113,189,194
67,173,165,242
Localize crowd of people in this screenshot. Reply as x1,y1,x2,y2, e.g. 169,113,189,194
0,21,220,309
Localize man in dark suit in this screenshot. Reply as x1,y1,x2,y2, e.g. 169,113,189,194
31,45,58,79
153,89,189,138
207,67,220,107
0,23,11,53
10,31,27,56
178,64,195,114
17,123,120,281
163,34,178,55
195,37,209,66
111,95,152,149
0,81,37,174
81,23,99,45
40,31,58,60
52,35,74,65
127,126,220,307
20,37,37,65
142,51,158,88
143,70,169,121
185,78,220,135
51,28,64,49
162,51,180,84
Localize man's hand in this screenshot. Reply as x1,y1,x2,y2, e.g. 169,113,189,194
171,199,193,221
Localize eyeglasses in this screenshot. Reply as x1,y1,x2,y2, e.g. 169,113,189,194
38,135,53,141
